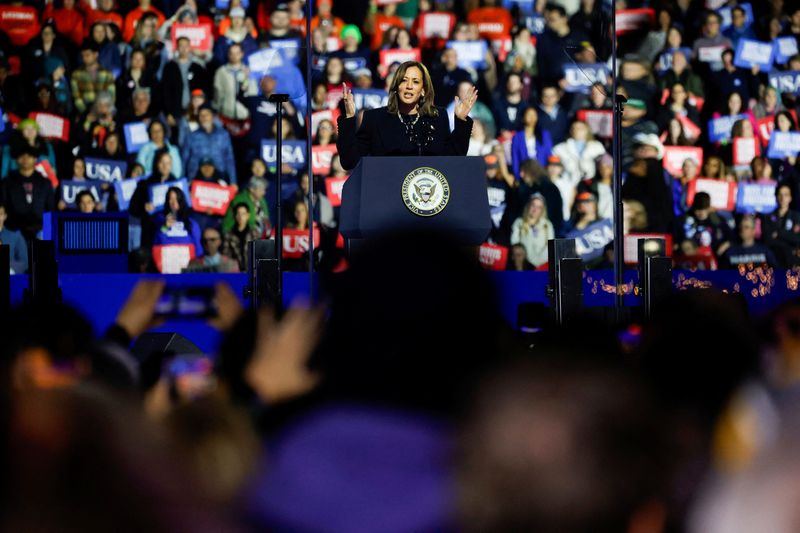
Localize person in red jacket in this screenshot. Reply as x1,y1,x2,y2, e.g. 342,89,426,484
466,0,513,42
43,0,85,45
122,0,165,43
83,0,123,34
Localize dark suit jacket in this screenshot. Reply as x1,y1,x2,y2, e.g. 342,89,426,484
2,172,55,240
336,106,473,170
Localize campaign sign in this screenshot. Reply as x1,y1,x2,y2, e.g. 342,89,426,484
190,181,237,216
567,219,614,261
31,112,69,141
718,3,753,30
708,114,747,143
311,145,338,176
655,47,693,73
503,0,535,15
152,244,196,274
732,137,761,167
736,182,777,214
325,176,347,207
524,15,545,34
124,121,149,154
248,48,281,76
352,88,389,111
379,48,421,69
733,39,774,70
269,38,302,65
478,242,509,270
615,8,655,35
697,44,727,64
577,109,612,138
85,157,127,182
563,64,610,93
215,0,249,9
677,114,702,140
623,233,673,264
171,23,213,52
757,116,775,144
769,70,800,95
419,12,455,39
114,176,144,211
767,131,800,158
687,178,737,211
446,40,488,70
148,178,191,212
281,227,321,259
662,146,703,177
60,180,104,209
774,37,799,64
261,140,307,170
34,160,58,189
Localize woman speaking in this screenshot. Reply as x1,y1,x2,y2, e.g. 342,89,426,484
336,61,478,170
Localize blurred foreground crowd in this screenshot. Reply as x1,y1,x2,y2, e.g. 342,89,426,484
3,231,800,532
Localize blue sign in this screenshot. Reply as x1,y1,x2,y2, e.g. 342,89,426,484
525,15,545,34
114,176,144,212
124,121,150,154
215,0,249,9
85,157,127,182
352,88,389,110
148,179,191,212
261,140,307,170
248,48,308,111
733,38,774,70
563,64,611,93
736,182,778,214
656,47,693,73
769,70,800,95
566,219,614,262
446,40,488,70
774,37,798,64
504,0,536,15
0,106,5,134
60,180,104,209
269,38,302,65
708,114,747,143
767,131,800,158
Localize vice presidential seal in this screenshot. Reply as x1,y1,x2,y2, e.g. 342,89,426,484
401,167,450,216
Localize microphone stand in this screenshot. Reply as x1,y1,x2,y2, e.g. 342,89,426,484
269,93,290,313
305,0,315,299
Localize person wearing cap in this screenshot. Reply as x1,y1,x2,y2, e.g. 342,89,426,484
182,104,238,185
1,119,56,180
620,97,658,166
162,36,209,129
622,139,674,233
213,6,258,67
563,191,606,239
263,3,303,41
332,25,373,77
71,39,116,115
336,60,477,170
311,0,345,37
222,176,270,235
510,193,554,267
1,145,56,242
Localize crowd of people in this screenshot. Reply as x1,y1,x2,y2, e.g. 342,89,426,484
3,0,800,273
4,230,800,532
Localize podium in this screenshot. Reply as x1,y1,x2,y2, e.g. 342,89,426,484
339,156,491,245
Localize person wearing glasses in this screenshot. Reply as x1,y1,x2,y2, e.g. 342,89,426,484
187,227,240,273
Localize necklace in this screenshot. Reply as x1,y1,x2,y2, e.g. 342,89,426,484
397,111,420,125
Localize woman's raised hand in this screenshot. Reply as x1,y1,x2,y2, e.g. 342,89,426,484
455,85,478,121
342,83,356,118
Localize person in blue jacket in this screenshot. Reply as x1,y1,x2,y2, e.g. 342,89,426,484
510,106,553,179
182,104,237,185
151,186,203,255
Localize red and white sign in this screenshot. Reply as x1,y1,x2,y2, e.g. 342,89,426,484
311,145,338,176
494,35,537,63
153,244,196,273
34,160,58,189
757,116,775,145
733,137,761,167
687,178,737,211
623,233,673,264
171,23,213,52
326,36,342,52
377,0,407,4
281,227,321,259
577,109,612,138
478,243,509,270
615,8,655,35
31,112,70,142
325,176,348,207
662,146,703,177
379,48,421,69
190,181,237,216
325,84,347,110
418,12,455,40
677,114,701,140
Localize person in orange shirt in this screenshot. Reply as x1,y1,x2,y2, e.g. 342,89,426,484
466,0,513,42
83,0,123,35
311,0,344,37
42,0,85,45
365,0,405,50
122,0,165,42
